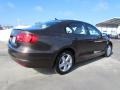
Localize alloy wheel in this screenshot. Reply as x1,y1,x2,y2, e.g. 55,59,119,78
59,53,73,72
106,45,112,57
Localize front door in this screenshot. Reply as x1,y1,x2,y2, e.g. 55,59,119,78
86,24,106,52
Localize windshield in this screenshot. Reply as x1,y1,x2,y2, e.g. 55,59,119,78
31,20,61,29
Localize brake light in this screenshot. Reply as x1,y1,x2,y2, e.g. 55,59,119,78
16,32,39,44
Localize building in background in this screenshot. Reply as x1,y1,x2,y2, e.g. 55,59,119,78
96,18,120,39
0,25,13,30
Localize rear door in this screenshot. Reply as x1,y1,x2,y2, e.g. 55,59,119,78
85,24,106,52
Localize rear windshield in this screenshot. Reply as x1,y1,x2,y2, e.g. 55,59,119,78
30,20,61,29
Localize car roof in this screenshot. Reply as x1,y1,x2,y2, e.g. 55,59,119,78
51,19,89,25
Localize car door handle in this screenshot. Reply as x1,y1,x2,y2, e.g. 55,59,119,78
74,37,78,40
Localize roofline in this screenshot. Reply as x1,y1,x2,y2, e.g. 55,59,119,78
96,18,120,27
96,24,118,27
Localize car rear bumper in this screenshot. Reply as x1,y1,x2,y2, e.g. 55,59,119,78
8,48,56,68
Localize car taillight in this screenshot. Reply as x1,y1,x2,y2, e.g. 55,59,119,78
16,32,39,44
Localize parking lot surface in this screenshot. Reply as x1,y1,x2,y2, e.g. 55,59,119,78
0,40,120,90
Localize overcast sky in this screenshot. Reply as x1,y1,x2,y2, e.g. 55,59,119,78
0,0,120,26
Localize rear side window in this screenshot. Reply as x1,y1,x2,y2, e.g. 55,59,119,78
66,23,87,35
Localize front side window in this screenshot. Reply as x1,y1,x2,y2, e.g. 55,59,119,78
87,25,101,36
66,23,87,35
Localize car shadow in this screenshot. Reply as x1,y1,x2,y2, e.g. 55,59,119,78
33,68,56,75
33,56,105,75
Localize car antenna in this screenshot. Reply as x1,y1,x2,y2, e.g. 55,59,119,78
55,18,58,20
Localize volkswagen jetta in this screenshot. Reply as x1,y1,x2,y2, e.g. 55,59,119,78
8,20,112,74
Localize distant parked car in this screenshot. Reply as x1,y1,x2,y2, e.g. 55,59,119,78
8,20,113,74
0,26,3,30
110,34,120,39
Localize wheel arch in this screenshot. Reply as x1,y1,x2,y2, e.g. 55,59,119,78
52,47,75,68
108,41,113,48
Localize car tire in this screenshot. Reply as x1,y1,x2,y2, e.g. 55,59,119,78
105,45,112,57
55,51,74,75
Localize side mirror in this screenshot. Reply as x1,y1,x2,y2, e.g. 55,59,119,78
102,33,107,37
102,33,110,38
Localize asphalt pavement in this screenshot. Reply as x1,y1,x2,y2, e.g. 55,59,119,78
0,40,120,90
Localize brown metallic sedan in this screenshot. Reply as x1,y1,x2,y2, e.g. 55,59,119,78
8,20,113,74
